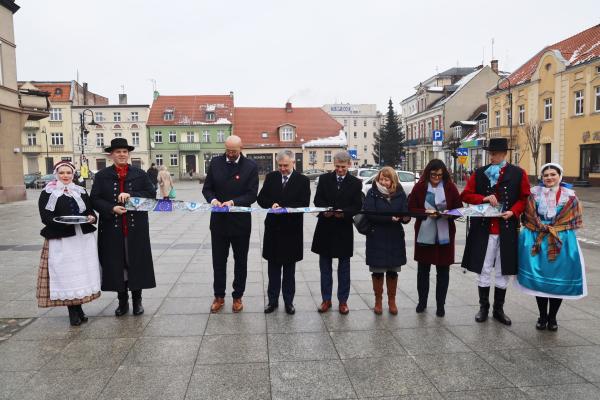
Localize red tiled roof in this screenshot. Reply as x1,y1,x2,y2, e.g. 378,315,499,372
147,95,234,126
500,24,600,89
32,83,72,102
234,106,343,148
19,81,109,105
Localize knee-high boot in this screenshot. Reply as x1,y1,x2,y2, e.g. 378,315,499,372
475,286,490,322
492,287,511,325
372,275,384,315
386,274,398,315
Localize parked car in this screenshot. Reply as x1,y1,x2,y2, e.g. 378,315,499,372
361,170,416,199
303,169,325,180
24,173,40,188
35,174,55,189
352,168,378,181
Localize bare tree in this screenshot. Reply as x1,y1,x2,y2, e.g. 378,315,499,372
523,121,543,178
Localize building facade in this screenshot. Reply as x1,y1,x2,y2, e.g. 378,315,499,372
0,1,50,202
19,81,108,175
322,104,380,167
71,100,150,171
147,94,234,178
488,24,600,185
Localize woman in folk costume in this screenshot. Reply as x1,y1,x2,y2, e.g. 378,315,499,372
37,161,101,326
408,159,463,317
516,163,586,331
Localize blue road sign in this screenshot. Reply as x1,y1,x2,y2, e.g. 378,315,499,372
432,130,444,142
457,148,468,156
348,149,358,160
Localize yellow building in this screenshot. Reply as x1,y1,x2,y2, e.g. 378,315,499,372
488,24,600,185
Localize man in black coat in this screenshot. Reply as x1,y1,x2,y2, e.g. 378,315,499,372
90,138,156,317
311,151,362,315
258,149,310,315
146,163,159,192
202,135,259,313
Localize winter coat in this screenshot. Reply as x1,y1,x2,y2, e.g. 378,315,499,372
38,190,97,239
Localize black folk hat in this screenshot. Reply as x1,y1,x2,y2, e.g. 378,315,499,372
483,138,512,152
104,138,134,153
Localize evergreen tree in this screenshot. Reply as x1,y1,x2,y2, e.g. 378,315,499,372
372,99,404,167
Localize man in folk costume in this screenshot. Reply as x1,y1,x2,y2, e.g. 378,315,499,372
461,138,530,325
91,138,156,316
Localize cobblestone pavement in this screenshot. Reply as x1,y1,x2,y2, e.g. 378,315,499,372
1,181,600,399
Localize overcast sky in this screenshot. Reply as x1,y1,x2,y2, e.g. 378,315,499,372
14,0,599,112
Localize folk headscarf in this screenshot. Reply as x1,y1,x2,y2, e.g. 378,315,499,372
535,162,565,220
43,161,86,213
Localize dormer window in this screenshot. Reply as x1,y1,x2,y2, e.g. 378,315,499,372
54,88,62,96
206,112,215,121
280,126,294,141
164,109,174,121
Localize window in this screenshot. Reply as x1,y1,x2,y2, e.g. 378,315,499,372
217,130,225,143
155,154,163,166
434,119,439,130
114,132,122,138
95,112,104,122
426,120,432,135
518,105,525,125
168,131,177,143
505,108,511,126
202,130,210,143
154,131,163,143
363,120,367,127
363,145,367,152
324,150,332,163
309,150,317,164
353,132,357,139
187,131,195,143
595,86,600,112
453,126,462,138
131,132,139,146
26,132,36,145
373,121,376,127
163,110,174,121
544,98,553,120
170,154,178,166
96,133,104,147
343,119,347,126
113,112,121,122
373,131,377,138
205,112,215,121
353,120,357,127
575,90,584,115
51,132,63,145
130,112,139,122
495,111,501,127
280,126,294,141
363,132,367,138
478,119,488,134
0,44,3,85
49,108,62,121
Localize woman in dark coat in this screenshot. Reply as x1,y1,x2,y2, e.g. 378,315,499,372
90,138,156,317
37,160,101,326
364,167,411,315
408,159,462,317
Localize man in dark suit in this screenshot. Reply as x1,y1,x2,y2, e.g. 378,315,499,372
311,151,362,314
258,149,310,315
202,135,259,313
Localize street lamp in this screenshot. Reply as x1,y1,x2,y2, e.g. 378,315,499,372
41,127,52,174
496,76,513,163
79,109,98,183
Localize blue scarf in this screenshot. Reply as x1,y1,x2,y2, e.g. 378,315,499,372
484,160,506,187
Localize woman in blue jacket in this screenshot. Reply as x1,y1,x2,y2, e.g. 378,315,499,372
364,167,411,315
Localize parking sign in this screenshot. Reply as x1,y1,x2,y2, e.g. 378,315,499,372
432,130,444,143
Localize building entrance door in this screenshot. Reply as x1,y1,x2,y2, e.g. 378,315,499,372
27,157,39,174
185,154,196,175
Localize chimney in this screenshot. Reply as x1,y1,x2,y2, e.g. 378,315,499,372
83,82,88,105
119,93,128,105
229,91,234,98
285,102,292,113
491,59,499,74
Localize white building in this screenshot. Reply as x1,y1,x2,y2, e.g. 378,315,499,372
322,103,381,166
71,96,150,171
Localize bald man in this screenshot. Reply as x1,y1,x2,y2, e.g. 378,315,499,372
202,135,259,313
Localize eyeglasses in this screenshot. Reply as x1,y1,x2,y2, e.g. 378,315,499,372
430,173,443,178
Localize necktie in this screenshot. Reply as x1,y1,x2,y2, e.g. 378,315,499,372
282,175,289,189
337,176,344,190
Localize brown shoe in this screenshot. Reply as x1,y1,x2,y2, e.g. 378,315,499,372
317,300,332,313
386,275,398,315
210,297,225,313
339,303,350,315
232,298,244,313
372,275,384,315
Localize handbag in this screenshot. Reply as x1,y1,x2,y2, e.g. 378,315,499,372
353,213,373,235
168,187,176,199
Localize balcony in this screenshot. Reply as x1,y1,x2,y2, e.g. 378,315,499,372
488,127,502,138
179,142,202,151
23,120,40,130
21,145,42,154
18,88,50,121
49,144,65,151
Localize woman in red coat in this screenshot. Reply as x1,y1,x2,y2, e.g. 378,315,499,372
408,159,462,317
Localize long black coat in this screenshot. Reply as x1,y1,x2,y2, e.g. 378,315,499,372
311,172,363,258
364,184,409,268
258,170,310,264
202,154,259,237
38,190,97,239
90,165,156,291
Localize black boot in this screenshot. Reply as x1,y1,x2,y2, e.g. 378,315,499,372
67,305,82,326
535,297,548,330
492,288,512,325
115,291,129,316
416,264,430,313
475,286,490,322
435,266,450,318
547,298,562,331
76,305,88,323
131,290,144,316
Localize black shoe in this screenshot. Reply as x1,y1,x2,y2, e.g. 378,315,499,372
67,306,82,326
415,303,427,313
264,303,278,314
492,288,511,326
132,298,144,316
436,305,445,318
536,318,547,330
475,286,490,323
76,305,88,323
547,319,558,331
493,309,512,325
115,291,129,316
285,304,295,315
